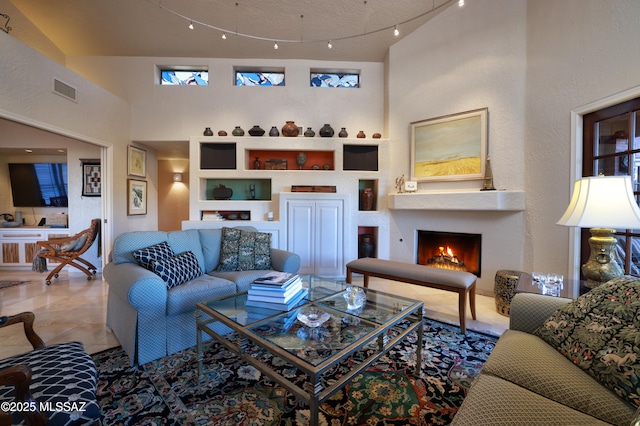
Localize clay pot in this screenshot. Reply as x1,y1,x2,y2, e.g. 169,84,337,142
248,125,265,136
218,130,228,136
360,188,374,211
304,127,315,137
359,234,376,258
339,127,348,138
357,130,365,138
372,133,382,139
269,126,279,136
281,121,299,137
254,157,261,169
319,124,334,137
232,126,245,136
212,184,233,200
203,127,213,136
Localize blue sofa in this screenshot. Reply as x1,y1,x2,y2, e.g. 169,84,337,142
103,226,300,365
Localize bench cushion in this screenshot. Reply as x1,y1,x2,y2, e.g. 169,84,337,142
347,258,476,289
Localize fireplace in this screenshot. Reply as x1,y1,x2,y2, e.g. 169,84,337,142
417,230,482,277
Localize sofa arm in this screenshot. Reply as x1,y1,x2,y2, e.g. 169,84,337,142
103,261,168,311
509,293,572,334
270,248,301,273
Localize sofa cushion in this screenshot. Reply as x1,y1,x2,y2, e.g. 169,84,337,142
451,374,612,426
209,269,274,293
151,250,202,289
534,275,640,408
482,329,635,426
133,241,175,270
166,274,236,316
216,227,272,272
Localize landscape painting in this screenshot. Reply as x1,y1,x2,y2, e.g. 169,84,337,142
411,108,487,182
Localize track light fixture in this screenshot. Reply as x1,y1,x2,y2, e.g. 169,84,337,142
147,0,455,47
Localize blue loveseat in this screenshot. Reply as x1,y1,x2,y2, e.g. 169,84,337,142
103,226,300,365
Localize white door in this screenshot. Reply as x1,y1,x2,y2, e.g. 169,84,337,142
287,201,315,275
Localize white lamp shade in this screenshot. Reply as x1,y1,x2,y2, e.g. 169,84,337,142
557,175,640,229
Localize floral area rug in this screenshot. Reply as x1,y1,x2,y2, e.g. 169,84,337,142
94,319,497,425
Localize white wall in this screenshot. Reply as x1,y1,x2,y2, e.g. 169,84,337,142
387,0,528,294
67,57,385,142
387,0,640,294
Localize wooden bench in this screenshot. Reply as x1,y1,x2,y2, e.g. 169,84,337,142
346,258,477,334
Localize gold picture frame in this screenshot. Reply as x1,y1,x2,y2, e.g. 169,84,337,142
128,145,146,177
410,108,488,182
127,179,147,215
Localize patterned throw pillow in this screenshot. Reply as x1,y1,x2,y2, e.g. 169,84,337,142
151,250,202,289
216,227,272,272
534,276,640,407
133,241,175,271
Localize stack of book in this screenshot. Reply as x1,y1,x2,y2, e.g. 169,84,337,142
246,272,307,311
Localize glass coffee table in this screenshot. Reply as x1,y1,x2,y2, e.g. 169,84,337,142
195,276,424,426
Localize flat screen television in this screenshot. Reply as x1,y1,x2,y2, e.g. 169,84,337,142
8,163,69,207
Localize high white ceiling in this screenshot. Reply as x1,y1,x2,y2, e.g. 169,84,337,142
8,0,454,62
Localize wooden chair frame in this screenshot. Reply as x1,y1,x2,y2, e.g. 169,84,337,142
0,312,47,426
36,219,101,285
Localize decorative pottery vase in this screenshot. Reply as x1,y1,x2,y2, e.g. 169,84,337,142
281,121,299,137
360,188,374,211
296,152,307,169
232,126,245,136
218,130,228,136
339,127,348,138
254,157,261,170
212,184,233,200
319,123,334,137
203,127,213,136
372,133,382,139
304,127,315,137
357,130,365,138
269,126,279,136
359,234,375,258
248,125,265,136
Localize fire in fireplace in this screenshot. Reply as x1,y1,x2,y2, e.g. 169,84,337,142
417,230,482,277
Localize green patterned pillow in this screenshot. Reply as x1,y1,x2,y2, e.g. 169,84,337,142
216,227,272,272
534,276,640,407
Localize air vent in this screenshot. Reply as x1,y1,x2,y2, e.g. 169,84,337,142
52,78,77,102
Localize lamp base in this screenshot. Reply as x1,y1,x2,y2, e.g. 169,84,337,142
581,228,624,288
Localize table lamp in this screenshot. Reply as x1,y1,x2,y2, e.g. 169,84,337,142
557,175,640,288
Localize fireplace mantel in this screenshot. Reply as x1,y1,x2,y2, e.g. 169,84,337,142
388,189,525,211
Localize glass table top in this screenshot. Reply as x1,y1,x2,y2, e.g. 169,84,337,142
198,276,423,367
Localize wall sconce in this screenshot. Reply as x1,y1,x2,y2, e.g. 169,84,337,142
173,172,183,182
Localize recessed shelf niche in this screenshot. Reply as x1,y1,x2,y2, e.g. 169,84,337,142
204,179,271,200
247,149,334,171
343,144,378,171
201,143,236,169
357,226,378,258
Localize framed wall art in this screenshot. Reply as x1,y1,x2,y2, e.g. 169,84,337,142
81,159,101,197
410,108,488,182
127,179,147,215
128,145,146,177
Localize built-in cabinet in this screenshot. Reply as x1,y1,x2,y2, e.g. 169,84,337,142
0,227,68,269
184,135,391,275
285,197,345,277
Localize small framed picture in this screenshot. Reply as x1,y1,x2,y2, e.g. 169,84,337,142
404,181,418,192
81,160,101,197
127,179,147,215
128,145,146,177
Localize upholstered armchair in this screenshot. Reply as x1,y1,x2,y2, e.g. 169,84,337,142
0,312,100,425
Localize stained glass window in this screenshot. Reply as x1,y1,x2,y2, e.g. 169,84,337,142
310,73,359,88
161,70,208,86
235,72,285,86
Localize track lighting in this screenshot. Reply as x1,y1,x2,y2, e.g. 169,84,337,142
221,32,227,39
327,40,332,49
393,25,399,36
458,0,465,6
273,41,278,49
188,21,194,30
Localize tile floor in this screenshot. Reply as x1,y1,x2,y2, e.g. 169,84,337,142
0,269,510,360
